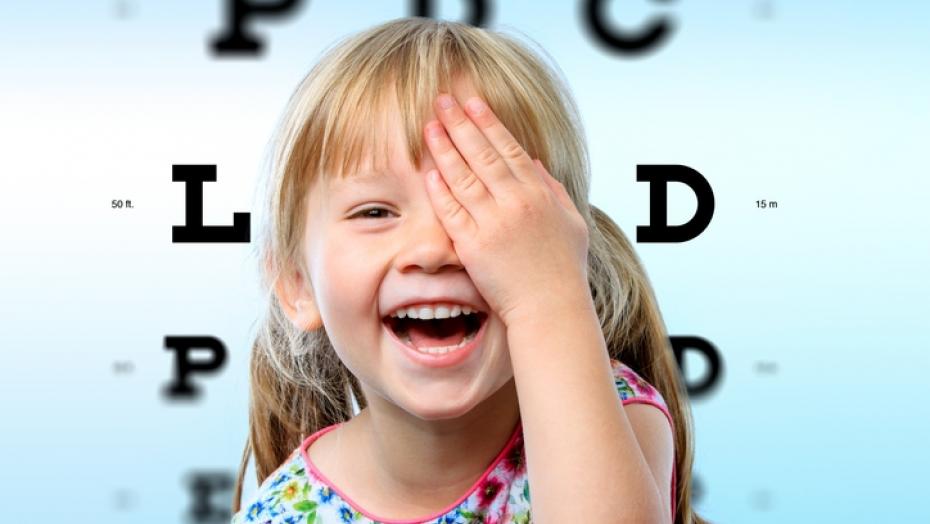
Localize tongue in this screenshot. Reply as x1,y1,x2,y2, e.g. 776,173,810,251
407,317,468,348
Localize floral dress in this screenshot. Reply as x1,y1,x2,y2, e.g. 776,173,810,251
232,359,676,524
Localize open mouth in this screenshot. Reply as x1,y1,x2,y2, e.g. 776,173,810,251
382,311,488,354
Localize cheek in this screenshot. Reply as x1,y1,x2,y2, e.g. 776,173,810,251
319,235,388,296
316,253,370,322
312,236,388,349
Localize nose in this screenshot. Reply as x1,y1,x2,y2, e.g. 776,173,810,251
394,207,464,274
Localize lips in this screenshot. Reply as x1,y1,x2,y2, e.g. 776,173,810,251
382,312,489,369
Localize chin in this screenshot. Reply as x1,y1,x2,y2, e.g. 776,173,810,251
398,380,486,420
411,405,478,421
398,368,515,422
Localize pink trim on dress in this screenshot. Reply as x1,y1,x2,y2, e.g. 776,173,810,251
299,419,524,524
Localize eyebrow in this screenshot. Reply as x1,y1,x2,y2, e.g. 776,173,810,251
341,170,401,185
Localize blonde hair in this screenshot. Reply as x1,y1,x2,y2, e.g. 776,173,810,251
234,16,707,524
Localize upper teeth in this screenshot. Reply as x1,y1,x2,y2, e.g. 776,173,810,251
389,304,477,319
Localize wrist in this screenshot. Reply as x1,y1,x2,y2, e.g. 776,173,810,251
500,277,595,330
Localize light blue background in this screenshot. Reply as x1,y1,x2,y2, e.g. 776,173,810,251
1,1,927,522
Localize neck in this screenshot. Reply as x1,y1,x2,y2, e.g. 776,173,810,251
350,378,521,504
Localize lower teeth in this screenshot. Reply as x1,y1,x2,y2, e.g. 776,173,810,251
403,329,478,355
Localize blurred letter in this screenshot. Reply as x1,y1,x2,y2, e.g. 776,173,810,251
582,0,676,56
164,336,228,399
185,471,233,522
411,0,491,27
670,335,723,398
211,0,303,56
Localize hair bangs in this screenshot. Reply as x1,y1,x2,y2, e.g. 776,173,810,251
310,25,486,186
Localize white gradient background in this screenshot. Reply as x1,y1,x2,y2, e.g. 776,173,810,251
1,1,928,522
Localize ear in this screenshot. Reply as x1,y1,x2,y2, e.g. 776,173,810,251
273,265,323,332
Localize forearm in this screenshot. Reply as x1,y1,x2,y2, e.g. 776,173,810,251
505,286,664,523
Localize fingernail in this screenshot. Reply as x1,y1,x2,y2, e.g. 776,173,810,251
465,98,485,115
438,94,455,109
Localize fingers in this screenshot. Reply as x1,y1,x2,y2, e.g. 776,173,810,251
426,93,516,207
458,96,540,186
423,93,576,231
425,168,477,238
424,118,497,220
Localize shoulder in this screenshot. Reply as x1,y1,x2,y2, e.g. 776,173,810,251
609,358,677,521
608,358,675,448
231,446,312,523
609,359,672,420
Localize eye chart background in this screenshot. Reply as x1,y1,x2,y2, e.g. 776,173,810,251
1,1,928,523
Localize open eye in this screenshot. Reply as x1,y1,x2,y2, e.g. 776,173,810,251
350,206,397,220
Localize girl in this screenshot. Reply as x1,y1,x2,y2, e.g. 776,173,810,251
232,17,707,524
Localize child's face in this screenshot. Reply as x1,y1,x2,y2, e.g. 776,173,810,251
295,82,515,420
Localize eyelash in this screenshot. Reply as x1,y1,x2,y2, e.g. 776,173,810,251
350,207,397,220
